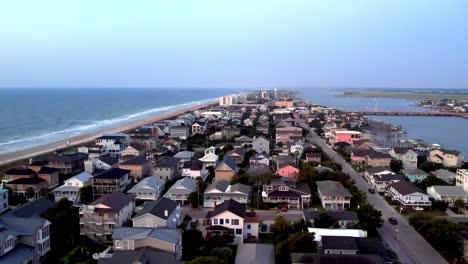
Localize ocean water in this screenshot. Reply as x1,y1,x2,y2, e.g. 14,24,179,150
0,88,236,155
299,88,468,158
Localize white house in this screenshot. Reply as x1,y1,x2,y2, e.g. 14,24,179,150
127,176,165,201
316,181,353,211
53,172,93,203
364,167,394,183
388,148,418,169
367,173,403,192
95,134,131,157
84,156,119,174
163,178,197,204
121,143,146,157
191,121,207,135
387,181,431,209
249,154,270,168
204,181,251,208
182,160,209,180
427,185,468,205
205,199,259,244
199,147,219,168
456,169,468,192
132,197,182,228
252,136,270,155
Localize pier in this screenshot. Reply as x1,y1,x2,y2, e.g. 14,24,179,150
345,110,468,118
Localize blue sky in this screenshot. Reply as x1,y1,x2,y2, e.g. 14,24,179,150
0,0,467,89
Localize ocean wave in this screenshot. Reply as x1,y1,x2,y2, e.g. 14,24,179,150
0,97,215,150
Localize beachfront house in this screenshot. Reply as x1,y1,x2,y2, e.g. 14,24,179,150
41,152,88,174
95,134,131,158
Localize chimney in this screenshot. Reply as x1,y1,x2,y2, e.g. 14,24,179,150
164,209,168,217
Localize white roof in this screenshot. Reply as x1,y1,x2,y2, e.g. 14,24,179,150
307,228,367,241
199,153,219,162
335,131,362,135
427,186,468,197
201,111,223,116
66,172,93,184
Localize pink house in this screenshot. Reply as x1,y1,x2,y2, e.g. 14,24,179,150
333,131,362,145
278,163,299,179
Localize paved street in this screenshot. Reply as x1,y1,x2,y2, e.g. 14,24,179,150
298,121,448,264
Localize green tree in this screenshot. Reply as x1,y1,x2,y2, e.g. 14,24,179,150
275,232,317,263
25,186,35,199
210,247,233,263
413,176,449,191
272,216,290,234
188,256,227,264
408,212,432,229
298,162,316,182
390,160,403,173
313,212,336,228
419,161,444,173
355,203,383,237
454,199,465,210
79,185,93,205
188,191,202,208
182,230,205,261
431,199,449,212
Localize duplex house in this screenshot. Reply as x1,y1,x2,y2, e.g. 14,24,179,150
387,181,431,209
111,227,182,261
366,152,392,167
205,199,259,244
119,156,151,181
191,121,206,135
154,157,180,181
262,179,311,209
388,148,418,169
92,168,132,199
53,172,93,203
127,176,165,201
2,167,36,184
204,181,251,208
0,198,54,264
163,177,197,205
364,167,394,183
182,160,208,180
316,181,353,211
429,149,464,168
214,158,238,182
368,173,404,192
5,177,48,199
132,197,181,228
427,186,468,205
79,192,134,242
252,136,270,155
303,210,359,229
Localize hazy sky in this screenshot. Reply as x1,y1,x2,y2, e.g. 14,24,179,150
0,0,467,89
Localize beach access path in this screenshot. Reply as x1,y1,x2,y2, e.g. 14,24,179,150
0,101,217,166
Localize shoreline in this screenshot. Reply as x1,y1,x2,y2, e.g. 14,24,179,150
336,90,468,100
0,100,217,166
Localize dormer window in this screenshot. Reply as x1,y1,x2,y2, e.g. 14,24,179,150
279,186,289,191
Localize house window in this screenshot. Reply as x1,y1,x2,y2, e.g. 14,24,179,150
236,229,242,234
213,219,218,225
247,224,251,229
225,219,229,224
115,241,123,249
220,219,224,225
232,219,239,225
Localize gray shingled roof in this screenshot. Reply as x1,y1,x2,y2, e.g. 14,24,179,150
211,199,246,218
316,181,353,197
91,192,134,211
133,198,179,220
94,168,131,179
121,156,148,166
112,227,181,245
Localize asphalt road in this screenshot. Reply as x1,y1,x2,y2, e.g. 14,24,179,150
299,121,448,264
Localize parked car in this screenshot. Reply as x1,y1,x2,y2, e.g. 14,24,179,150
388,217,398,225
279,203,288,212
368,188,376,194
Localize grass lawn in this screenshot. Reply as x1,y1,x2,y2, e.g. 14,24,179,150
259,233,276,244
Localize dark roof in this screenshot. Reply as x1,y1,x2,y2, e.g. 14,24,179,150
91,192,134,211
3,168,36,175
367,151,392,159
291,253,385,264
6,177,45,185
96,135,127,140
98,247,182,264
29,160,48,167
211,199,246,218
439,149,461,155
218,157,237,171
388,180,424,195
155,157,179,168
100,156,119,166
8,197,55,218
374,173,403,182
351,149,373,157
226,148,245,158
321,236,358,251
365,166,390,174
37,166,59,174
278,162,299,169
392,147,413,155
120,156,148,166
44,152,88,162
183,160,203,170
129,143,146,151
133,197,179,220
94,168,131,179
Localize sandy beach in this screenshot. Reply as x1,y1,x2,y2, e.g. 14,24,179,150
0,100,217,166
